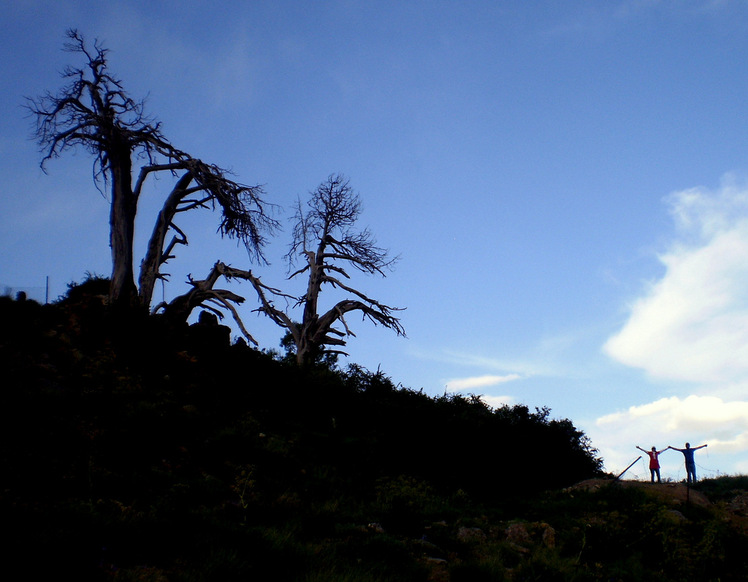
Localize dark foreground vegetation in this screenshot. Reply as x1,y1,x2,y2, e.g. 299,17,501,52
3,287,748,581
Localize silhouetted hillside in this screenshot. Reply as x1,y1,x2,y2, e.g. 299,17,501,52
3,287,747,580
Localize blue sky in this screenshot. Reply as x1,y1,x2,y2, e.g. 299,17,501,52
3,0,748,479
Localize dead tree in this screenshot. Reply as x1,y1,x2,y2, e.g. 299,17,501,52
249,174,405,365
152,260,287,346
27,30,277,313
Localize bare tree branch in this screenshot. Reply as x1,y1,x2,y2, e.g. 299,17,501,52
261,174,406,365
155,261,259,344
27,29,279,312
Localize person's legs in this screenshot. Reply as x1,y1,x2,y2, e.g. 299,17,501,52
655,468,661,483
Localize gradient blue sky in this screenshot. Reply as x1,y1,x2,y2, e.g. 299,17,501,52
3,0,748,479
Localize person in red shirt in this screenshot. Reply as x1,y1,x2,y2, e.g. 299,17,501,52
636,445,666,483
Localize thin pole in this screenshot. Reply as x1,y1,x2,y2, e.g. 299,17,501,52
615,456,641,481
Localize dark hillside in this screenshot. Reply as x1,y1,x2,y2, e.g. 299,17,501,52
3,290,747,580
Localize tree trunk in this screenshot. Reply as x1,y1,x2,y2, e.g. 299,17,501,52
297,246,326,364
108,149,138,309
138,172,193,308
296,334,313,366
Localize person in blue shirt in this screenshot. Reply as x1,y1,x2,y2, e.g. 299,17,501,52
667,442,707,483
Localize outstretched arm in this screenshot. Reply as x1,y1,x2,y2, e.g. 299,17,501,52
636,446,645,452
694,444,708,450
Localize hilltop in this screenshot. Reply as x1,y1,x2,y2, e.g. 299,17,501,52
2,290,748,581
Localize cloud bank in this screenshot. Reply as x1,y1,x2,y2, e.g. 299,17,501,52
442,374,519,410
604,176,748,385
445,374,522,392
597,395,748,452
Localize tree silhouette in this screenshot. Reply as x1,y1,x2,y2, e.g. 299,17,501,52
242,174,405,364
27,30,277,315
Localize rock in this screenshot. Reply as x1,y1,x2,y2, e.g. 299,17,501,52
540,522,556,548
189,310,231,351
505,522,532,546
505,521,556,549
457,526,486,542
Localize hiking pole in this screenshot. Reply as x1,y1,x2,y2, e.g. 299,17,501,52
615,456,641,481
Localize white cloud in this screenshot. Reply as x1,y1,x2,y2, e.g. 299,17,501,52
597,395,748,441
440,375,519,411
425,345,572,379
604,176,748,384
481,394,516,409
445,374,521,392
